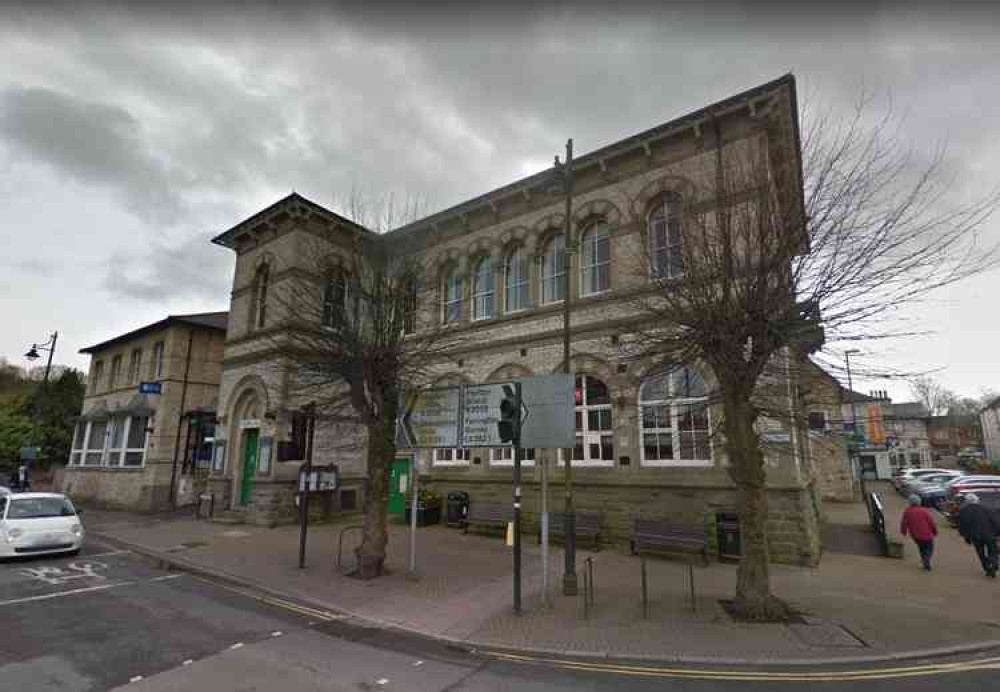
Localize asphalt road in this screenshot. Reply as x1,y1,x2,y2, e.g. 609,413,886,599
2,537,998,691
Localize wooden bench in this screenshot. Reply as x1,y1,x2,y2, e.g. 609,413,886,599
538,511,603,550
631,518,709,566
464,502,513,537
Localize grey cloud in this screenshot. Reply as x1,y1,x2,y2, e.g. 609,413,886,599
0,85,186,225
103,232,233,303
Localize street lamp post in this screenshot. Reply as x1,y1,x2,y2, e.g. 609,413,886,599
24,332,59,384
554,139,578,597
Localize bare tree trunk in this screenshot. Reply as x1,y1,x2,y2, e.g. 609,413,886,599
356,419,394,578
722,389,788,620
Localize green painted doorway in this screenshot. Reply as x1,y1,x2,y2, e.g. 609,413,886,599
240,429,259,506
388,458,411,516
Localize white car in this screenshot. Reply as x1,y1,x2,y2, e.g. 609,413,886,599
0,492,84,559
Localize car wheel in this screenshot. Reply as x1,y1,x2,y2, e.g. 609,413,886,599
66,549,80,557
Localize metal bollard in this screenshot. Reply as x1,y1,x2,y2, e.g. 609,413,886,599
641,555,648,619
688,562,696,612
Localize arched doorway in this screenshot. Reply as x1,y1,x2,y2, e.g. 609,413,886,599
232,389,263,507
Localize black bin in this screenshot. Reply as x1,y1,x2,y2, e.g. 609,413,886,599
716,512,741,562
447,491,470,528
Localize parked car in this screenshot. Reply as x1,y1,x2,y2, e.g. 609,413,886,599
946,489,1000,527
907,471,963,493
0,492,84,559
897,468,958,495
911,472,965,507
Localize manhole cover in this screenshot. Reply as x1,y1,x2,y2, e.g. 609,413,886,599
788,623,867,648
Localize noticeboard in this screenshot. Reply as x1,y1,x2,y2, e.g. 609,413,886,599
299,464,339,492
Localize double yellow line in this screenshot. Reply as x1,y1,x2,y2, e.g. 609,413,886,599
193,575,342,622
487,651,1000,682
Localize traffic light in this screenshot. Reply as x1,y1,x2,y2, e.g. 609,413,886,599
498,384,518,444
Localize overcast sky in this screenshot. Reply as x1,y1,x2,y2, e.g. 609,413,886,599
1,2,998,402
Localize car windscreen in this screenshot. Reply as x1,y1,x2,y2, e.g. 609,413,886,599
6,497,76,519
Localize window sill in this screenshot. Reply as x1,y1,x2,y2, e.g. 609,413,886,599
431,461,471,467
65,465,147,472
639,460,714,468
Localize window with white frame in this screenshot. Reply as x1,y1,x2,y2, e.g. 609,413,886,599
151,341,165,379
541,234,566,304
106,416,126,467
489,446,535,466
639,366,712,466
70,422,86,465
109,355,122,390
647,192,684,278
580,221,611,296
84,420,108,466
504,246,530,313
432,447,471,465
127,349,142,384
559,375,614,466
472,257,494,321
443,269,463,324
123,416,149,467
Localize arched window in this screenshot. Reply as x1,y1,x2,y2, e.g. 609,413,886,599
443,268,463,324
580,221,611,296
252,263,270,329
504,246,530,313
541,234,566,303
403,276,418,334
647,193,684,278
560,375,614,466
322,269,348,328
639,365,711,466
472,257,494,321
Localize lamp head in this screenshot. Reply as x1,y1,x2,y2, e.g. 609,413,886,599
24,346,40,361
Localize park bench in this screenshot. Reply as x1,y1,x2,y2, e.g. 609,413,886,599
464,502,513,537
630,517,709,566
539,511,604,550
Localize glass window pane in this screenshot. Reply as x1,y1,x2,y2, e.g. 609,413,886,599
127,417,148,449
586,378,610,406
109,417,125,449
600,436,614,461
87,421,107,451
124,451,144,467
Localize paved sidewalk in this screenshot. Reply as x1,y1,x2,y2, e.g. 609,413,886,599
84,485,1000,665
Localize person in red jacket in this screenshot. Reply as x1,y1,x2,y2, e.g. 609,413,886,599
900,494,938,570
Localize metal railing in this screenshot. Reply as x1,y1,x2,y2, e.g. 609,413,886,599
869,491,889,557
336,525,364,575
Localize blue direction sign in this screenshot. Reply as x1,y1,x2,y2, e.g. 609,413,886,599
139,382,162,395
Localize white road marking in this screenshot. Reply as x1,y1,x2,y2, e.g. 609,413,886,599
20,561,108,585
413,660,424,667
0,581,131,606
149,574,185,582
271,631,283,637
182,660,194,666
229,642,244,650
375,679,389,686
129,676,143,683
80,550,130,558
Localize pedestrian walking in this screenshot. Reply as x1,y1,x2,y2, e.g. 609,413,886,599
900,494,937,570
957,493,1000,578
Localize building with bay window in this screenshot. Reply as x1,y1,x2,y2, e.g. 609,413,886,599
208,74,824,564
62,312,227,511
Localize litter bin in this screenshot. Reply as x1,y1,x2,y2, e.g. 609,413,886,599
446,491,469,528
716,512,741,562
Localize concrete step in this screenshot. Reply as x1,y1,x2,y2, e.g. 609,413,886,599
210,510,246,525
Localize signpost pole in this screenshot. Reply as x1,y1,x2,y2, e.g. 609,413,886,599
560,138,578,597
540,454,549,608
298,403,316,569
513,382,523,615
408,456,419,577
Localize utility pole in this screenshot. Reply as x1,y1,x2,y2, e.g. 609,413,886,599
845,350,860,482
298,402,316,569
512,382,523,615
555,139,578,597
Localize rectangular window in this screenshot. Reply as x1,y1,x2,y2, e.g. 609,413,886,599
70,422,87,466
152,341,165,379
808,411,827,432
91,361,104,393
403,278,417,334
489,447,536,466
109,355,122,390
443,274,463,324
106,416,126,467
123,416,148,467
128,349,142,384
504,250,530,313
580,226,611,296
84,420,107,466
432,448,471,466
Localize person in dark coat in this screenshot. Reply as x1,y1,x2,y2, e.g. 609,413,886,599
900,494,938,570
957,493,1000,578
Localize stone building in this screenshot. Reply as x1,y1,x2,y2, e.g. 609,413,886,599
208,74,825,565
62,312,227,511
981,397,1000,463
798,361,855,503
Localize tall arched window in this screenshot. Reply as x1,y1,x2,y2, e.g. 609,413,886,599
639,365,711,466
647,193,684,278
560,375,614,466
252,263,270,329
322,269,348,328
504,246,530,313
580,221,611,296
472,257,494,321
541,234,566,304
443,268,463,324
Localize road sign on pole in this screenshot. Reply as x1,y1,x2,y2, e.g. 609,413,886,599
398,387,461,448
461,382,525,448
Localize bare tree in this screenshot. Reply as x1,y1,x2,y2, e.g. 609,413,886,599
629,93,999,620
909,376,955,416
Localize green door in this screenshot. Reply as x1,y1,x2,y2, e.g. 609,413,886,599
240,429,259,506
388,458,411,516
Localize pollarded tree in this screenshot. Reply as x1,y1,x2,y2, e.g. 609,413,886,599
275,228,457,579
630,83,998,620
